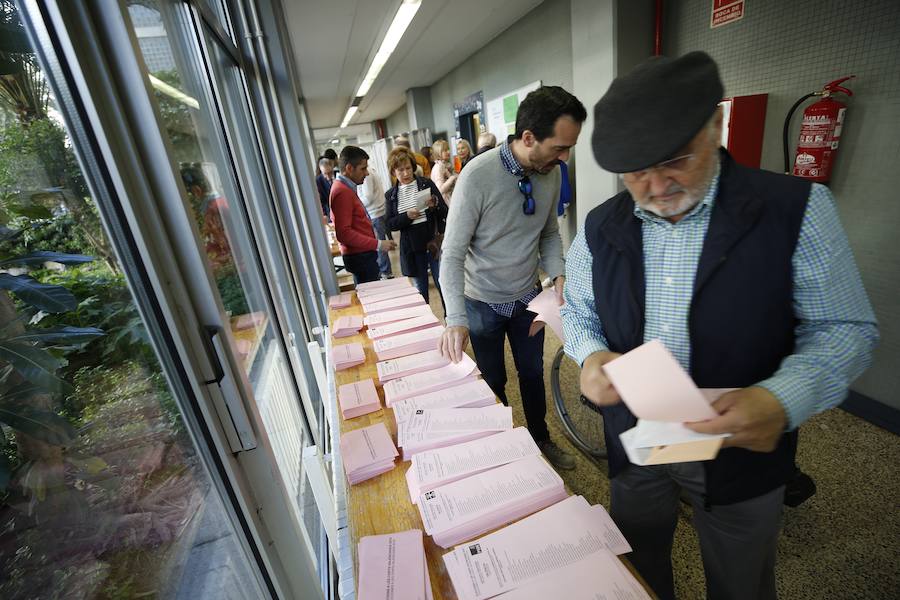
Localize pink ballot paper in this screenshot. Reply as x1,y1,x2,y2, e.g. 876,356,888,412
376,349,450,383
383,354,479,406
406,427,539,504
363,294,427,315
417,455,567,548
356,276,413,295
333,315,364,338
367,313,440,340
373,326,444,361
328,293,352,309
358,529,433,600
233,311,265,330
620,388,736,466
364,304,435,327
603,339,719,422
397,405,513,460
526,288,566,342
443,495,633,600
340,422,398,485
359,285,421,306
337,378,381,420
486,549,650,600
392,379,496,425
332,342,366,371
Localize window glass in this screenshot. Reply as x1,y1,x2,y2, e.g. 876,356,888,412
128,0,324,570
0,2,263,597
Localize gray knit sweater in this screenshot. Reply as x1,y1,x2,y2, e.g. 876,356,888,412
439,147,565,328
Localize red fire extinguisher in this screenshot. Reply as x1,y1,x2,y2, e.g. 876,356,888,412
784,76,854,182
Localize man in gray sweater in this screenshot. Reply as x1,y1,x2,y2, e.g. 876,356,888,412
439,86,587,470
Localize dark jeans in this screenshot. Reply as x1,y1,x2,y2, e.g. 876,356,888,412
371,216,392,277
465,296,549,442
342,250,380,285
410,251,443,308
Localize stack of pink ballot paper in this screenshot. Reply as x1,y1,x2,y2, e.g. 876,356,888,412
333,315,364,338
376,349,450,383
337,378,381,419
362,293,427,315
383,353,479,406
340,422,398,484
373,326,444,361
328,293,351,309
332,342,366,371
355,276,413,294
397,405,512,460
364,304,434,328
357,529,434,600
406,427,539,503
233,311,266,330
367,313,440,340
443,495,641,600
358,283,421,306
392,379,496,425
416,455,567,548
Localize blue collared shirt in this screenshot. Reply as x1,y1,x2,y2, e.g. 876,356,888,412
560,178,878,429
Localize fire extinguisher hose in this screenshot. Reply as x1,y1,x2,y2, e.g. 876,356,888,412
782,93,817,174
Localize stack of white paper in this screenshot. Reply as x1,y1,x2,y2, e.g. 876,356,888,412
603,340,731,465
383,354,479,406
364,304,435,328
337,378,381,419
358,529,434,600
376,349,450,384
406,427,539,503
443,494,634,600
340,422,398,485
373,326,444,361
392,379,496,425
397,405,513,460
367,313,440,340
417,455,567,548
491,550,649,599
363,294,427,315
333,315,364,338
328,293,351,309
332,343,366,371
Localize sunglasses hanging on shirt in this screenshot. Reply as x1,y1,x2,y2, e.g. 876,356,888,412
518,176,536,215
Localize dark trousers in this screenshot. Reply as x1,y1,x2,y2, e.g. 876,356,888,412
410,251,443,308
611,462,783,600
371,216,393,277
342,250,380,285
465,297,549,442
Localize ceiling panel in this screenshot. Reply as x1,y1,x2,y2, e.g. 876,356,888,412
284,0,544,129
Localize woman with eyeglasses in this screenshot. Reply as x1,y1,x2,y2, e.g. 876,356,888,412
430,139,458,205
385,147,448,307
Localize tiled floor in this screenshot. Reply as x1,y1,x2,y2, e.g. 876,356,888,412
404,260,900,599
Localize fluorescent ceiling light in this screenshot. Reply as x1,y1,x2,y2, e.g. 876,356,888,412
148,74,199,109
340,106,358,128
355,0,421,98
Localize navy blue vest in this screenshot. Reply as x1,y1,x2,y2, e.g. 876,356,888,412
584,151,810,505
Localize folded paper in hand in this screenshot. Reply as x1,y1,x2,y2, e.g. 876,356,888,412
603,340,732,465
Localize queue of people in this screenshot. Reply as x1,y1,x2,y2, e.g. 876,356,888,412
325,52,878,600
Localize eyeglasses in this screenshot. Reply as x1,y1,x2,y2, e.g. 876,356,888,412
518,176,536,215
621,153,696,182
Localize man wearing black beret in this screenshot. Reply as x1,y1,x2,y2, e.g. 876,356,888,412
561,52,878,599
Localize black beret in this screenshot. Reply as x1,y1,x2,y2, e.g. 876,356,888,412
592,51,723,173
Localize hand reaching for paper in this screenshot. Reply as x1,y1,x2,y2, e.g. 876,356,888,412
580,350,623,407
685,386,787,452
440,326,470,363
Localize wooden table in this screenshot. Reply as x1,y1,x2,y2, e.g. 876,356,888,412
328,295,656,599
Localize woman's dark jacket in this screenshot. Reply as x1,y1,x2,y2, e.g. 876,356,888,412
385,176,448,276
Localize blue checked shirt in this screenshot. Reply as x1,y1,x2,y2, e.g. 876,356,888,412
561,177,878,429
